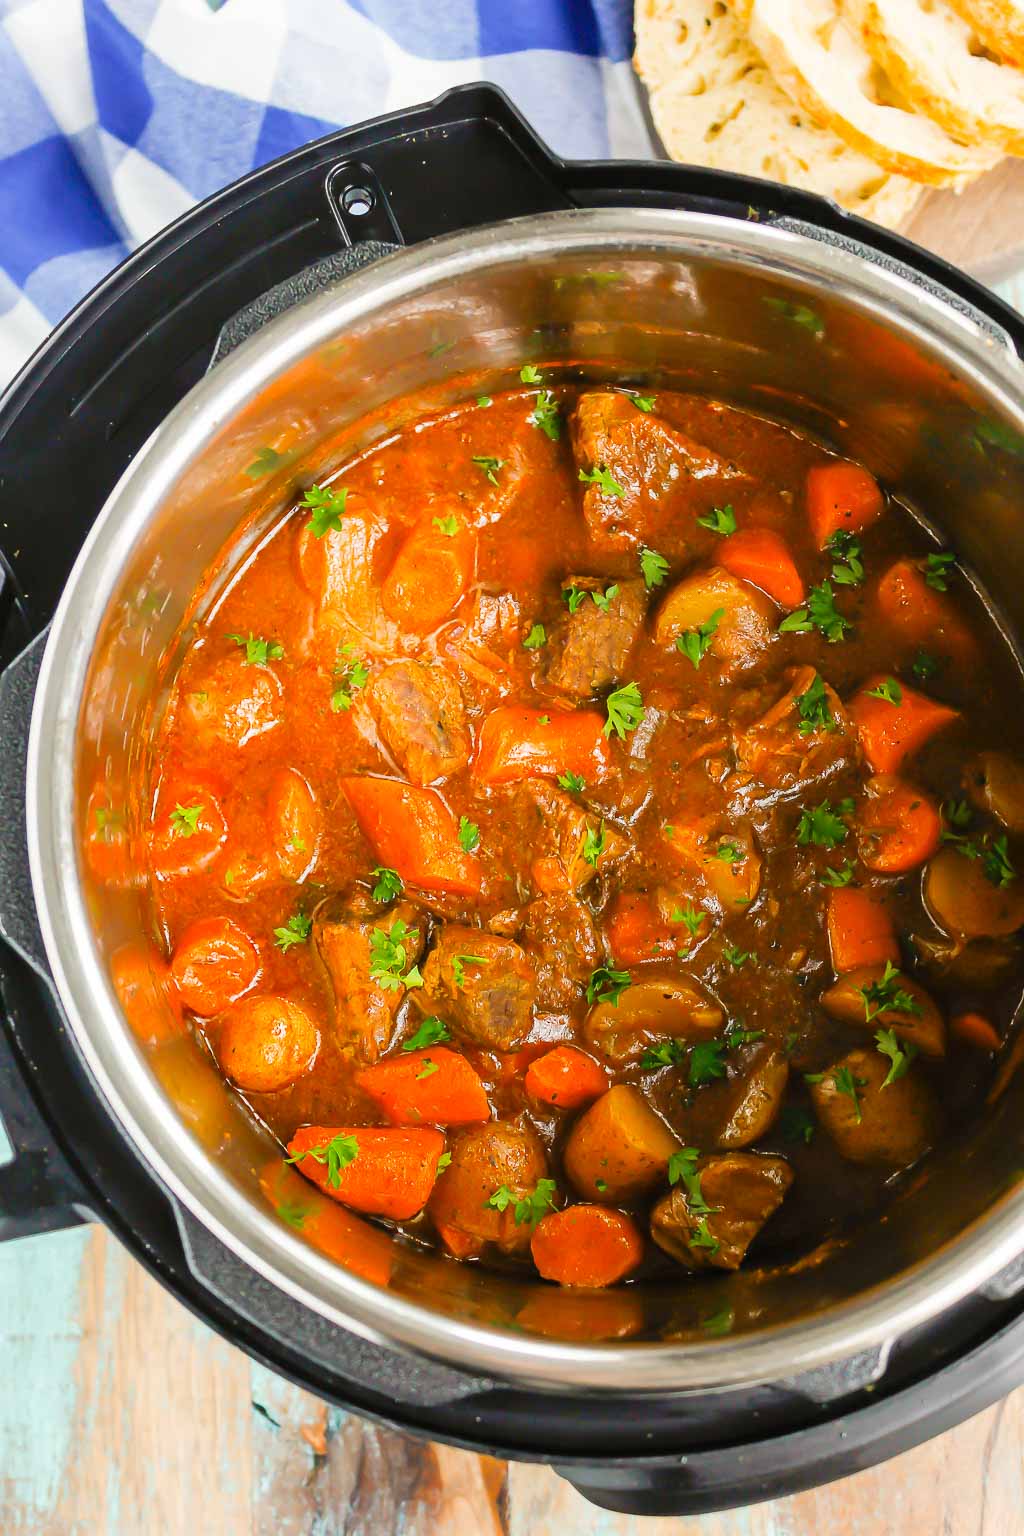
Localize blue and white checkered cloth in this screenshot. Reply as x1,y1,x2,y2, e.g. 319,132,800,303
0,0,654,387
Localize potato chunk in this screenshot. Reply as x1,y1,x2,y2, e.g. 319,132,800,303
924,846,1024,940
713,1047,789,1148
966,751,1024,833
564,1085,680,1202
809,1047,935,1166
654,566,776,674
217,995,320,1093
583,975,724,1066
650,1152,793,1271
662,814,762,914
820,964,945,1058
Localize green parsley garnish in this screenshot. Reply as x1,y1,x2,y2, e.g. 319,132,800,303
858,960,921,1025
943,799,973,832
562,585,587,615
763,296,825,337
701,1305,734,1336
924,551,956,591
331,644,369,712
795,672,835,736
579,464,626,498
274,911,311,952
833,1065,866,1122
170,803,203,837
246,444,295,480
452,953,487,989
595,1178,608,1193
631,394,656,412
827,531,864,587
820,861,855,887
369,920,423,993
724,1023,764,1048
983,835,1017,888
723,944,751,968
227,632,284,666
557,771,586,794
676,608,725,669
436,1152,452,1172
520,363,542,385
912,649,940,683
697,504,736,536
690,1217,721,1255
404,1016,450,1052
586,964,631,1007
301,483,350,538
779,580,851,643
286,1132,359,1188
876,1027,918,1089
487,1178,557,1228
432,514,459,536
476,395,493,408
689,1039,729,1087
276,1200,308,1230
583,819,607,868
866,677,903,705
523,623,547,650
472,455,504,485
667,1148,718,1215
797,798,854,850
416,1058,440,1079
640,547,669,589
673,904,705,939
711,839,744,864
530,390,561,441
780,1106,815,1144
604,681,644,739
458,816,480,853
640,1039,688,1071
371,866,402,903
591,583,620,614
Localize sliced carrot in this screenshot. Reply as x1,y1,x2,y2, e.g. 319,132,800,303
473,705,613,786
434,1219,483,1259
381,521,476,632
267,767,322,882
286,1124,445,1220
170,915,262,1017
826,887,899,975
111,943,183,1047
848,676,959,774
857,775,942,873
341,775,481,896
259,1162,394,1288
806,461,884,548
606,891,678,964
875,558,977,665
951,1011,1002,1052
355,1047,490,1126
149,773,228,878
524,1045,607,1110
719,527,805,608
530,1205,644,1288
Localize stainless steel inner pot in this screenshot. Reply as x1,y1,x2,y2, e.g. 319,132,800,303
26,207,1024,1392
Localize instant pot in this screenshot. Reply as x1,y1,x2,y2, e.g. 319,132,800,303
4,85,1024,1516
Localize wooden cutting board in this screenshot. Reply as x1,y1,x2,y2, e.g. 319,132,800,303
904,159,1024,283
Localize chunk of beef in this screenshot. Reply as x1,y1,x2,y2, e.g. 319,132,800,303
521,780,627,894
312,893,424,1063
520,893,601,1011
732,665,854,801
547,577,647,698
809,1047,936,1166
420,925,536,1051
366,659,470,785
428,1119,549,1257
650,1152,793,1270
572,392,748,551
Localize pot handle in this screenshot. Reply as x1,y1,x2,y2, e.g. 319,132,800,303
0,627,92,1239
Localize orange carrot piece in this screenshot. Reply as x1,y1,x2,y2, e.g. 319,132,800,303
267,767,322,881
524,1046,607,1110
806,462,884,548
606,891,678,964
111,943,184,1047
875,559,977,665
473,705,613,785
826,887,899,975
951,1011,1002,1052
848,676,959,774
259,1162,394,1288
341,775,481,896
530,1205,644,1288
381,522,475,632
170,915,261,1017
148,773,228,878
286,1124,445,1220
857,775,942,874
719,527,805,608
355,1047,490,1126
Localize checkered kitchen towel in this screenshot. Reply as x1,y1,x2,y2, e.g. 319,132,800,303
0,0,654,387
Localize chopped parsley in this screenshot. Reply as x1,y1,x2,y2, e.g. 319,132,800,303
246,444,296,480
369,920,423,992
227,632,284,666
667,1147,717,1215
274,911,311,952
797,798,854,850
286,1132,359,1188
866,677,903,705
331,644,369,712
912,649,940,683
820,861,855,888
519,363,542,385
833,1066,866,1122
452,953,487,989
640,547,670,589
676,608,725,669
476,395,493,409
582,819,607,868
458,816,480,853
432,514,459,536
858,960,921,1025
416,1058,440,1080
276,1200,308,1231
943,798,973,832
487,1177,557,1228
876,1027,918,1089
984,836,1017,887
673,904,705,940
557,771,586,794
579,464,626,498
530,390,561,441
711,839,744,864
701,1305,734,1336
640,1039,688,1070
604,681,644,739
471,455,503,485
562,585,587,615
828,531,864,587
631,394,656,412
924,551,956,591
591,583,620,613
523,623,547,650
301,483,350,538
371,866,402,903
689,1039,728,1087
763,296,825,337
586,964,631,1007
780,1106,815,1144
723,944,751,968
690,1218,720,1256
724,1023,764,1048
795,672,835,736
170,803,203,837
697,504,736,536
436,1152,452,1172
404,1016,450,1052
779,580,851,644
